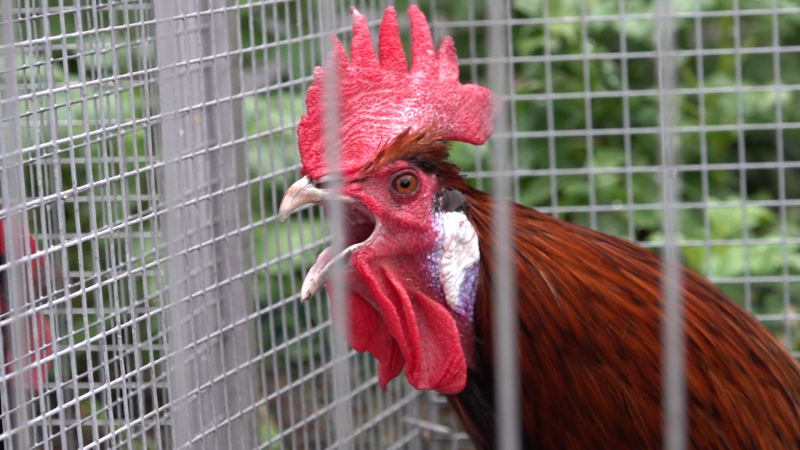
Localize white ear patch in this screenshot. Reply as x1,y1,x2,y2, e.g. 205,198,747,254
438,211,480,311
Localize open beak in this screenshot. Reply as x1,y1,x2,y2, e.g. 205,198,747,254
278,176,378,302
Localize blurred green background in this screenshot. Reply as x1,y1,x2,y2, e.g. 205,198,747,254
9,0,800,447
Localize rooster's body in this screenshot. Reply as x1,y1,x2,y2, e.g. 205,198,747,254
448,174,800,448
278,6,800,449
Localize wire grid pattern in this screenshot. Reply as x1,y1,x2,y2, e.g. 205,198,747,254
0,0,798,449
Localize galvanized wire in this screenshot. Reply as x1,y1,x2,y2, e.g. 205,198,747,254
1,1,799,449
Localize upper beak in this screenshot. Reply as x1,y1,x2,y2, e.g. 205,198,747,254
278,175,355,222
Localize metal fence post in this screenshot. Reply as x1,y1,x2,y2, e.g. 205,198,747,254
1,3,33,449
655,0,685,449
155,0,256,448
202,1,258,449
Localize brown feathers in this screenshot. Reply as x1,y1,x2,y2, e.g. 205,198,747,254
392,129,800,449
458,192,800,448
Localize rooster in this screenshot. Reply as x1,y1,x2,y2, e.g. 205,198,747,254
0,220,53,447
278,6,800,449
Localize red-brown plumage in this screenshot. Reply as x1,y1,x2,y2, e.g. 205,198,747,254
429,154,800,448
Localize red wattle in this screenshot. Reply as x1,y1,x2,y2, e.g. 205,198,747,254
331,255,466,394
342,290,404,389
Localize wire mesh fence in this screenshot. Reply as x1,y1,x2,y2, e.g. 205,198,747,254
0,0,799,449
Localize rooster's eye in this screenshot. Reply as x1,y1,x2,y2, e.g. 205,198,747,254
392,173,419,195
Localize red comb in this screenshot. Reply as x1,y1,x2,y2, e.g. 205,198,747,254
296,5,497,180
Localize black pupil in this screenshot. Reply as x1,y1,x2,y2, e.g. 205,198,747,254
399,177,411,190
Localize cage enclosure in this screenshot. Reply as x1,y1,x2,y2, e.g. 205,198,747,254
1,0,800,449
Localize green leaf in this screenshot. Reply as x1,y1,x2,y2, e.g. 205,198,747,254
512,0,539,17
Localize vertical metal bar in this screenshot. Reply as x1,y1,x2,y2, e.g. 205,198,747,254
771,0,791,352
63,12,107,444
691,0,713,286
202,1,258,449
579,0,597,230
425,390,440,450
81,3,120,444
154,0,205,447
0,2,33,448
417,4,435,448
542,1,560,220
155,0,256,447
731,0,753,316
317,0,353,448
655,0,685,449
617,0,636,242
486,1,520,450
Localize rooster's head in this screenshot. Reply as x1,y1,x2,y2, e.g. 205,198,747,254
278,6,496,394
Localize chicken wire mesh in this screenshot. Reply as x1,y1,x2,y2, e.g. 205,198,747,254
0,0,798,449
